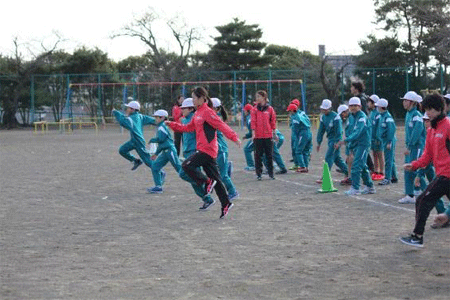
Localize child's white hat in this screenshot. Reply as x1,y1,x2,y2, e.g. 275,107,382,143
369,94,380,103
348,97,361,106
400,91,419,102
337,104,349,115
422,112,429,120
320,99,332,110
414,93,423,103
153,109,168,117
211,98,221,108
181,98,194,108
124,100,140,111
375,98,388,108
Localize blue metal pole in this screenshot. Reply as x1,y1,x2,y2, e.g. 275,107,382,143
241,81,246,129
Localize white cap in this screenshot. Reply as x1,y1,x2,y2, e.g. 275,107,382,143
423,112,429,120
211,98,221,108
348,97,361,106
414,93,423,103
181,98,194,108
320,99,332,110
375,98,388,108
337,104,349,115
369,94,380,103
444,94,450,101
401,91,419,102
153,109,168,117
125,100,140,111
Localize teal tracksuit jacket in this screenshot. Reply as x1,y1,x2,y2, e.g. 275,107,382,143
113,109,156,168
316,111,348,175
291,110,312,168
404,107,426,196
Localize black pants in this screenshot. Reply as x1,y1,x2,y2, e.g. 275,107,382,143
254,138,274,177
174,132,182,156
182,151,229,207
414,176,450,235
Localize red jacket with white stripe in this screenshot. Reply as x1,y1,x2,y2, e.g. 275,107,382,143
172,105,182,123
169,102,239,159
251,104,277,139
411,116,450,178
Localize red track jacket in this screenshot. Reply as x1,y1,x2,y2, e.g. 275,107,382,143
169,102,239,159
172,105,182,123
411,116,450,178
251,104,277,139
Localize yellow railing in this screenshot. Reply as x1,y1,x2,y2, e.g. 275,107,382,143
277,114,320,128
33,120,98,134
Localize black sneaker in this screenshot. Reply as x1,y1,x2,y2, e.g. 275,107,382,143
220,202,234,219
275,169,287,175
199,199,215,210
269,175,275,180
257,175,262,181
391,178,398,183
399,234,423,248
205,179,217,195
131,159,142,170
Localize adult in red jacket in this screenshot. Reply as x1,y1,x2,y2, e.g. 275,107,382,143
167,87,241,219
172,95,184,156
251,90,278,180
401,94,450,248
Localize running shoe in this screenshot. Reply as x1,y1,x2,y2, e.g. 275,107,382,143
147,186,163,194
398,195,415,204
378,178,390,185
205,179,217,195
344,187,361,195
228,191,240,201
199,199,215,210
275,169,287,175
220,202,234,219
244,166,255,171
399,234,423,248
340,177,352,186
131,159,142,171
361,186,376,194
430,221,450,229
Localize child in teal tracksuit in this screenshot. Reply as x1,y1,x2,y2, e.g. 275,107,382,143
177,99,215,209
399,91,426,204
212,98,239,201
287,104,312,173
148,109,182,194
375,99,397,186
272,129,287,174
113,101,156,171
316,99,348,182
341,97,375,195
242,104,255,171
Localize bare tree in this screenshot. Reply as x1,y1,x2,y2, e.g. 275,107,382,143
320,56,349,103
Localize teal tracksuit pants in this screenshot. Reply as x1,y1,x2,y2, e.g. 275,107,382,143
295,130,312,168
383,141,397,181
119,141,153,168
244,140,255,168
404,146,423,196
179,151,214,204
217,150,237,196
350,146,373,190
152,147,181,186
325,140,348,175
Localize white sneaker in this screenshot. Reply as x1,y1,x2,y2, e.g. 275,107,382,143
344,187,361,195
361,186,376,194
398,195,416,204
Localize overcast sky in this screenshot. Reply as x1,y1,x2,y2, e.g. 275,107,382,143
1,0,380,62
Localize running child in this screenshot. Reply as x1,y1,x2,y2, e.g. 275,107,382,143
112,100,156,172
148,110,182,194
400,94,450,247
374,99,397,186
316,99,348,183
212,98,239,201
167,87,241,219
338,104,353,186
177,98,216,209
286,103,312,173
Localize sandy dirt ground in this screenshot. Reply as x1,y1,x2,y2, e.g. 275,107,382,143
1,124,449,300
